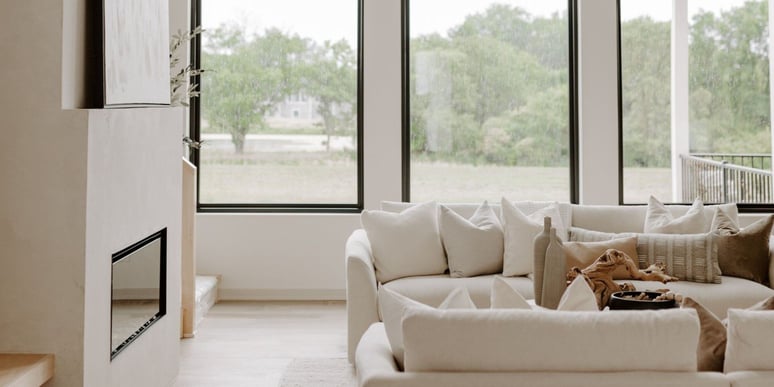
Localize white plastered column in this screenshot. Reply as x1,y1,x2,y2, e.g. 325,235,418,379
671,0,690,202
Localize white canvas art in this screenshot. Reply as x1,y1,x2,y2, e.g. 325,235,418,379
103,0,170,106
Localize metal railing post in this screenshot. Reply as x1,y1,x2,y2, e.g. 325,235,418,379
721,160,728,203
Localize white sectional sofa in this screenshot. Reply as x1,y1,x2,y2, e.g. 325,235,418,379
346,201,774,387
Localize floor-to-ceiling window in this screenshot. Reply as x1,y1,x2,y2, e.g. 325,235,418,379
620,0,772,206
404,0,576,203
192,0,362,212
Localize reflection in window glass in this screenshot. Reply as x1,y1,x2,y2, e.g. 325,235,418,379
408,0,571,203
198,0,359,205
621,0,771,204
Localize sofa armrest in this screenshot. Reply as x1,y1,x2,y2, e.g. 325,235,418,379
347,229,380,363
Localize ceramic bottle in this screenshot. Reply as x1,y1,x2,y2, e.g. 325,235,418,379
532,217,551,306
541,227,567,309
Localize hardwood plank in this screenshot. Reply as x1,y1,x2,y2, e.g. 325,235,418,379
175,301,347,387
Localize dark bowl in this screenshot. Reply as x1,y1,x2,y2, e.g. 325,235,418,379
608,291,676,310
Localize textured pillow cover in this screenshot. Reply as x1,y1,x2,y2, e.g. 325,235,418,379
644,196,706,234
563,237,639,279
711,207,774,285
361,201,447,283
570,227,721,283
378,287,476,370
440,201,504,278
681,297,726,372
501,198,566,276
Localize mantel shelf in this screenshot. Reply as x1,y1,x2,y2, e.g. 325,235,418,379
0,354,54,387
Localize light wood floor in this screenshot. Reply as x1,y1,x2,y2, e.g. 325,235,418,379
174,301,348,387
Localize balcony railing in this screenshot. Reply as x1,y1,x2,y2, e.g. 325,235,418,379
681,154,772,203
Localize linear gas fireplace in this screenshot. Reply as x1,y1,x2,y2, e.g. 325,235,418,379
110,229,167,360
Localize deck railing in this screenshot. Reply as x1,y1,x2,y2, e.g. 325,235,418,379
681,154,772,203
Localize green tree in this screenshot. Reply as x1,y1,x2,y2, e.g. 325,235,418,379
202,26,307,153
303,40,357,151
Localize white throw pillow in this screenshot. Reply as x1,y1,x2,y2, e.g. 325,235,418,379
724,309,774,372
378,287,475,370
490,276,532,309
440,201,504,278
361,201,447,283
644,196,706,234
501,198,566,276
557,276,599,311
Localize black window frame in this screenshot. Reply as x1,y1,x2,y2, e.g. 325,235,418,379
615,0,774,212
401,0,580,204
190,0,365,213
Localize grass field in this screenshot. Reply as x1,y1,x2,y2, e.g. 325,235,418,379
199,156,672,204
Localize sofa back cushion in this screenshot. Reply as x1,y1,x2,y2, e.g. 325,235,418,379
571,203,738,233
402,308,700,372
724,309,774,372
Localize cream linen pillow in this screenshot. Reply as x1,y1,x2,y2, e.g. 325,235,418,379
501,198,566,276
724,309,774,372
361,201,447,283
557,276,600,311
490,276,532,309
378,287,475,369
644,196,706,233
440,201,504,278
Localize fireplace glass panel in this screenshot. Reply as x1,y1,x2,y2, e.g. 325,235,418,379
111,229,166,359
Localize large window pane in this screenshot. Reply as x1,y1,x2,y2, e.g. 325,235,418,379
621,0,771,204
407,0,572,203
198,0,359,206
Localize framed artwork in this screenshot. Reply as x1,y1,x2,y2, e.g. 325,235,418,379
103,0,170,107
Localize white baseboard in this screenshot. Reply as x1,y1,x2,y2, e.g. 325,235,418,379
218,288,346,301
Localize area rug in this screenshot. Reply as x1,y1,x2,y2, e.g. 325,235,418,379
279,358,357,387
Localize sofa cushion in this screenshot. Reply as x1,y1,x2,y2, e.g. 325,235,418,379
501,198,566,276
563,237,639,279
571,203,738,233
724,309,774,372
712,208,774,285
382,274,534,311
402,308,700,372
644,196,707,234
361,201,447,283
377,287,476,370
439,202,504,278
624,276,774,318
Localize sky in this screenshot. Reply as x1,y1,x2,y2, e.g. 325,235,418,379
202,0,760,45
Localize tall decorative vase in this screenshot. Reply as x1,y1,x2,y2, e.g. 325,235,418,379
533,217,552,306
541,227,567,310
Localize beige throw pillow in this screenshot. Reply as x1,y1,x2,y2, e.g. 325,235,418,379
711,207,774,285
724,309,774,372
501,198,566,276
644,196,706,234
440,201,504,278
557,276,600,311
490,276,532,309
378,286,476,370
361,201,447,283
563,237,639,280
681,297,726,372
